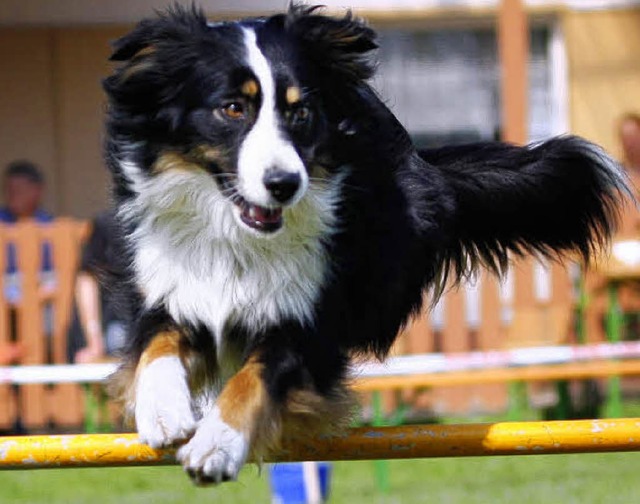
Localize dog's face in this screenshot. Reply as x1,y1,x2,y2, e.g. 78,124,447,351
104,6,376,237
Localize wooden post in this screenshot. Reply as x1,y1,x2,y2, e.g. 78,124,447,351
499,0,532,418
48,220,85,426
498,0,529,145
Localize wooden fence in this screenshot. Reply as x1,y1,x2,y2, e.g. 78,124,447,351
396,256,586,414
0,220,619,429
0,220,89,429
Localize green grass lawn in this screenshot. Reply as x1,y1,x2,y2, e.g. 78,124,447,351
2,452,640,503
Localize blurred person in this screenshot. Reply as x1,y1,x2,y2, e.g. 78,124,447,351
620,113,640,172
69,210,127,363
0,160,51,222
0,160,53,282
617,114,640,237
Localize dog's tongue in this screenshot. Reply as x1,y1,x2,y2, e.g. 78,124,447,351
240,203,283,232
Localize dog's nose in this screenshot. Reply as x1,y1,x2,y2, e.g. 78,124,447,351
263,170,301,204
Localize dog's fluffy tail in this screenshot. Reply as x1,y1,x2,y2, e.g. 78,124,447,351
419,136,632,281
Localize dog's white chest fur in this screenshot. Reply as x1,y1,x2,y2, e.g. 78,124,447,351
120,163,340,344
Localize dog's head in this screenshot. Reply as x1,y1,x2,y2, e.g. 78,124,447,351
103,5,376,236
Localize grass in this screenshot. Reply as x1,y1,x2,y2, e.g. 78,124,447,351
2,452,640,503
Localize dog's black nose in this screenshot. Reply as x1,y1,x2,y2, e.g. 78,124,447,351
263,170,301,203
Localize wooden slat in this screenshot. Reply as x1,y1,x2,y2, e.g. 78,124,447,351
433,287,467,413
0,226,16,429
48,219,85,426
15,222,47,427
402,294,436,410
477,271,508,411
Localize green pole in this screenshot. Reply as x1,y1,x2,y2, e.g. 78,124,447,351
604,283,623,418
507,381,528,421
576,272,588,345
371,391,390,493
83,384,98,434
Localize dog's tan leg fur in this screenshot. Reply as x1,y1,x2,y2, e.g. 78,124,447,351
138,330,182,366
214,357,279,459
126,330,198,448
214,355,356,460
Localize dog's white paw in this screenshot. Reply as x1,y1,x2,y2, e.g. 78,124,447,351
135,356,196,448
176,406,249,485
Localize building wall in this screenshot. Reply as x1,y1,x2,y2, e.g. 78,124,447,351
0,29,58,213
564,8,640,160
0,26,124,218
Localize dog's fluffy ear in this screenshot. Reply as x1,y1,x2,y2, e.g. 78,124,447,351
109,4,208,61
104,5,208,122
286,4,377,81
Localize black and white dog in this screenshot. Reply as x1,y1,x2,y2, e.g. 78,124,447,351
103,5,628,484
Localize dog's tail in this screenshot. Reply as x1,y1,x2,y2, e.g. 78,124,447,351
418,136,633,283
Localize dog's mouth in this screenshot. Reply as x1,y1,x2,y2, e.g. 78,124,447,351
232,195,283,233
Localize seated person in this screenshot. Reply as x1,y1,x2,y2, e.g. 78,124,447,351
68,210,127,363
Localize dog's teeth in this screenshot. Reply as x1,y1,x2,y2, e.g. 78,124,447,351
249,206,257,220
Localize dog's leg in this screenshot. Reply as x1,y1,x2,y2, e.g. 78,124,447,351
134,330,196,448
176,337,352,486
177,356,270,485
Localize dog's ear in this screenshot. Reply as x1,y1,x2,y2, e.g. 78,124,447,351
109,19,159,62
104,5,208,120
286,4,378,81
109,4,208,62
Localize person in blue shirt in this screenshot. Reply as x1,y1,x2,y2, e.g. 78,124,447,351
0,160,53,278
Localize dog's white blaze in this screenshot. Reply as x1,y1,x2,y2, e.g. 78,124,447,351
118,158,342,354
238,28,308,206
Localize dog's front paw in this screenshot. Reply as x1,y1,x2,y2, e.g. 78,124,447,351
135,356,196,448
176,406,249,485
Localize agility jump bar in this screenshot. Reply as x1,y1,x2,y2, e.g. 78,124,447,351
2,418,640,470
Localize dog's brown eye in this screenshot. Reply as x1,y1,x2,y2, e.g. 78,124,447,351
220,102,246,120
290,105,311,126
291,107,311,124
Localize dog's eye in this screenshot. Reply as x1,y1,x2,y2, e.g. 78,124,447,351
219,102,246,120
289,106,311,126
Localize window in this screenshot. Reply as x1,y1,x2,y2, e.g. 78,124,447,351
373,24,562,147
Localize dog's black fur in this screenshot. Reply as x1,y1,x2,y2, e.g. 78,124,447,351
103,5,629,484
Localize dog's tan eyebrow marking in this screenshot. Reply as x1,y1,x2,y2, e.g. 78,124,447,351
241,79,259,98
286,86,301,105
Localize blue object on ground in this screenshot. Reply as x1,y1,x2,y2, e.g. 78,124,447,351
269,462,332,504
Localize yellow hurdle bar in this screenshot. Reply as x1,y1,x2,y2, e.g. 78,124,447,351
2,418,640,470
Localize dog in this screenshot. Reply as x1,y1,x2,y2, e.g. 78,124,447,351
102,4,629,485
